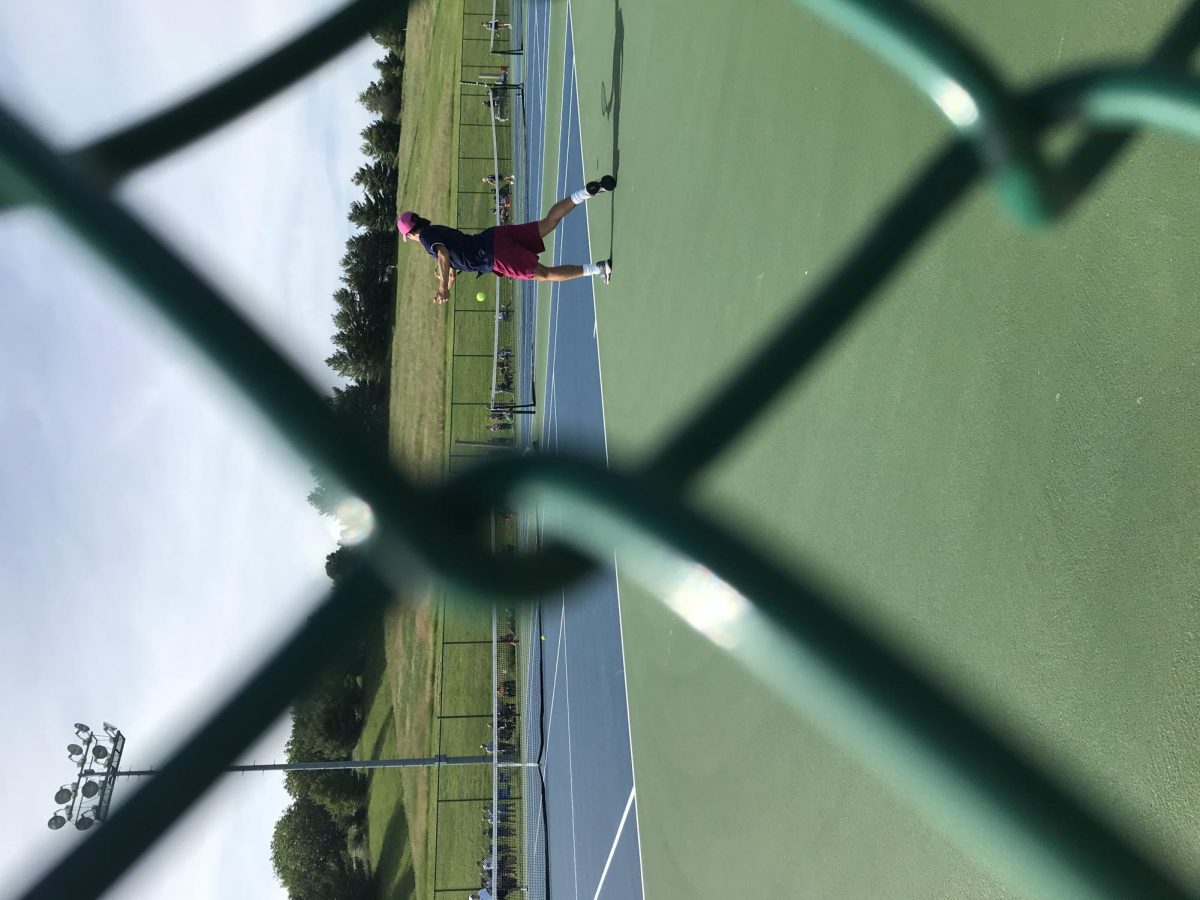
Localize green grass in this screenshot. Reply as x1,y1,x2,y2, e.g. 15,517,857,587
428,605,520,893
360,630,416,900
387,0,464,484
368,0,527,895
360,594,439,899
369,0,469,890
436,35,524,892
548,0,1200,896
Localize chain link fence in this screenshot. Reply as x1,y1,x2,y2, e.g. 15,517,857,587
426,2,546,896
7,0,1200,897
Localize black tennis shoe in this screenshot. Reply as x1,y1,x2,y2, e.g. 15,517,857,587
586,175,617,196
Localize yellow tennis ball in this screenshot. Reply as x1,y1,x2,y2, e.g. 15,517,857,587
476,291,487,302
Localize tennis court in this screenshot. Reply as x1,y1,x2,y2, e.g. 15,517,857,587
522,4,644,897
529,0,1200,896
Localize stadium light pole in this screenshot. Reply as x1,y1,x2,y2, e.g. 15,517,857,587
45,723,126,833
45,722,534,831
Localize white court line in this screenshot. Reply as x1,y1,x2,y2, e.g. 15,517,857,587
536,0,568,452
608,564,646,891
592,787,637,900
539,33,574,454
543,311,559,450
535,8,645,896
563,607,580,900
528,0,553,870
568,5,647,895
541,594,568,759
545,70,576,456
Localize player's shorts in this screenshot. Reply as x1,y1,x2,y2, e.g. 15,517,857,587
491,221,544,280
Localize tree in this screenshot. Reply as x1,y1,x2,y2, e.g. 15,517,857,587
340,229,397,280
325,546,354,581
359,119,401,161
372,49,405,83
270,799,348,897
307,467,341,516
324,348,382,384
348,192,396,232
351,160,398,197
331,327,387,363
358,80,402,120
284,768,367,829
329,381,388,442
331,306,381,351
369,18,407,54
290,668,363,759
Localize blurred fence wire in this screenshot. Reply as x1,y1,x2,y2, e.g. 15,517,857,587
6,0,1200,897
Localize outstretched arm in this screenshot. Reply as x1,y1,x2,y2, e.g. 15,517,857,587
434,246,453,304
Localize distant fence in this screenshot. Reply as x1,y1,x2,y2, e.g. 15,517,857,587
448,0,532,482
430,3,548,898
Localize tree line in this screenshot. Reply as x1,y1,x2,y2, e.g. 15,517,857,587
270,18,406,900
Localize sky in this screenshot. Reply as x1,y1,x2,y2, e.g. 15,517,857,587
0,2,382,896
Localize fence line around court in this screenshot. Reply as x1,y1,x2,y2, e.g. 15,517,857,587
448,0,528,480
428,3,547,898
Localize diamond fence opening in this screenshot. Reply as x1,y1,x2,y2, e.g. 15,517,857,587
7,0,1200,898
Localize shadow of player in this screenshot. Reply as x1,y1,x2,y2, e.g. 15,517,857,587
599,0,624,258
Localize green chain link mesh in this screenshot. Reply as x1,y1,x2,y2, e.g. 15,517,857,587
6,0,1200,896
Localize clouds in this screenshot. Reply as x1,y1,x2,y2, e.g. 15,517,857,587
0,1,382,897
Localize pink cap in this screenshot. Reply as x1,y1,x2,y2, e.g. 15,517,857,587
396,211,418,235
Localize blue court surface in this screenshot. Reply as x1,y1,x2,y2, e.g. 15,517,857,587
522,4,645,898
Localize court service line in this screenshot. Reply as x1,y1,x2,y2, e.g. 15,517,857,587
537,0,573,455
545,56,578,454
525,1,551,872
542,302,559,449
563,608,580,900
540,42,575,454
592,787,637,900
541,594,568,759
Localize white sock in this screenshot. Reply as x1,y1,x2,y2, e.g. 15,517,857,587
570,187,590,204
582,262,601,277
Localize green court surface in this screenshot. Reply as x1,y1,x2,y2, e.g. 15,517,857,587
552,0,1200,896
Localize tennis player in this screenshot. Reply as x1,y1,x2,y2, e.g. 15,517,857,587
397,176,615,304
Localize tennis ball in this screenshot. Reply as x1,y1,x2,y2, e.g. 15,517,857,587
540,635,545,641
476,291,487,302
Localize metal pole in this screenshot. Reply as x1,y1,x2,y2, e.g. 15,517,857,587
491,603,499,896
111,754,500,776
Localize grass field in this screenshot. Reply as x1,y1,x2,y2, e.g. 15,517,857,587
539,0,1200,896
366,0,527,896
365,0,465,893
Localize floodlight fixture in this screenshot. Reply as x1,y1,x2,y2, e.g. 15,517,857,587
46,722,125,832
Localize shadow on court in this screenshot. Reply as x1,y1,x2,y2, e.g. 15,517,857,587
601,0,624,257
